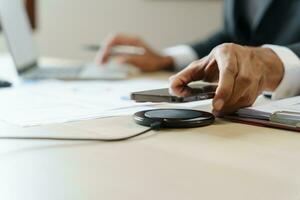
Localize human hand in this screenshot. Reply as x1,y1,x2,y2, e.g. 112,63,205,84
98,34,174,72
170,43,284,116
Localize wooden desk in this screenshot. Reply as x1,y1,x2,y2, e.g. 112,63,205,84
0,56,300,200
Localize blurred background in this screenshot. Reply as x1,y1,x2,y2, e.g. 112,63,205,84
0,0,222,61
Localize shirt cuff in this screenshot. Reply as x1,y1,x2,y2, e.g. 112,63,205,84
163,45,198,71
263,44,300,100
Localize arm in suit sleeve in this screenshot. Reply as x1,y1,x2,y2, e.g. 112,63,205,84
164,30,232,71
191,30,232,58
288,42,300,58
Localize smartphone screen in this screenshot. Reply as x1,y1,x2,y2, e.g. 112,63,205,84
131,84,217,103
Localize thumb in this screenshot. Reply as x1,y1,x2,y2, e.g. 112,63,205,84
170,57,210,91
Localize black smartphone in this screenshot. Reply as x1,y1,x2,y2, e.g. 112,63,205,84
131,84,217,103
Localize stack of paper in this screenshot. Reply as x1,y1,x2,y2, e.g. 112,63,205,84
237,96,300,120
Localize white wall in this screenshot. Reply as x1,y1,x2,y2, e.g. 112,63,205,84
36,0,223,60
1,0,223,60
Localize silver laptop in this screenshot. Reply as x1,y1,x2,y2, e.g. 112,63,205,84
0,0,132,80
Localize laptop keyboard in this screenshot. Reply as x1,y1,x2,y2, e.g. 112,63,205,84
24,67,83,79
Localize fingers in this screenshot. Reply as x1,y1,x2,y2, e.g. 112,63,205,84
170,43,264,116
212,45,238,111
213,82,260,116
211,44,264,116
99,34,145,64
222,58,259,109
169,56,211,96
168,83,195,97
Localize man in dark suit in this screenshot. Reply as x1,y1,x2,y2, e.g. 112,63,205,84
100,0,300,116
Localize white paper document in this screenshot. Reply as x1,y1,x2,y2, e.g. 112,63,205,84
0,79,168,127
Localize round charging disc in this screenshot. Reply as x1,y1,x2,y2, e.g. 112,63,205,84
134,109,215,128
145,109,203,120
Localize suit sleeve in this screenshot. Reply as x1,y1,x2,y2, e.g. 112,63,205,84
288,43,300,58
163,30,232,71
191,30,232,58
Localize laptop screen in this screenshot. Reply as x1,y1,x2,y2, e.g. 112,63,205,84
0,0,38,72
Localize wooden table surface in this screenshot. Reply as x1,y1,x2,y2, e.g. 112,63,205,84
0,56,300,200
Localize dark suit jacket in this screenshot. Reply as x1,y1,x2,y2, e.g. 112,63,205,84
192,0,300,58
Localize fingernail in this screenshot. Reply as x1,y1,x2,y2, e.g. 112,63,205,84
169,75,175,82
214,99,224,111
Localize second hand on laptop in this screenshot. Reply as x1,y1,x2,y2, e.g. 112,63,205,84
0,0,141,80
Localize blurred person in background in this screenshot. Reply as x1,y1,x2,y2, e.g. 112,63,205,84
99,0,300,116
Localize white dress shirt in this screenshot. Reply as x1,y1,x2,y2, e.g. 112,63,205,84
163,45,300,100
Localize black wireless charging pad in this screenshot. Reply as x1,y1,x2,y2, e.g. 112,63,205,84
134,109,215,128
